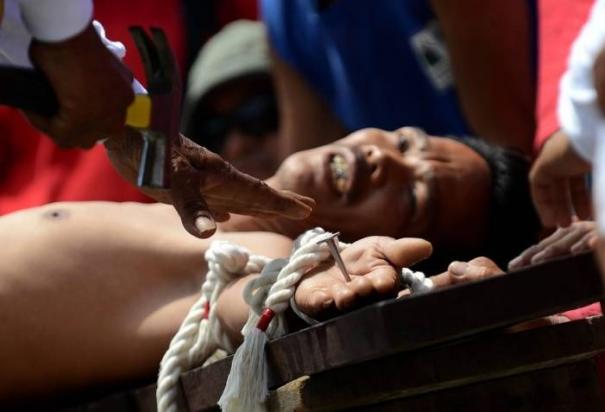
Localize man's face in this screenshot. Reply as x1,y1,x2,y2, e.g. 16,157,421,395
272,128,491,246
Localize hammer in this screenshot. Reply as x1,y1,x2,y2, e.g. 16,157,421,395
0,26,180,189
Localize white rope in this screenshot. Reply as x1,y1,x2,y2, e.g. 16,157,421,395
401,268,434,295
156,241,270,412
218,228,345,412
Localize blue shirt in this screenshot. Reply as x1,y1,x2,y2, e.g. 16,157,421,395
261,0,471,136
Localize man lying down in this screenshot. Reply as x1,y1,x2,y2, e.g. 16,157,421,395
0,128,540,406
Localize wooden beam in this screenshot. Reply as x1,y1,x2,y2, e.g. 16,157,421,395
269,317,605,411
181,253,603,410
355,360,604,412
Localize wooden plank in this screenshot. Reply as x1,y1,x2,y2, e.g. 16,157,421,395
67,253,603,411
355,360,604,412
268,317,605,411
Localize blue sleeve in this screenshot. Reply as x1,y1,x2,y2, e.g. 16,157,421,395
260,0,308,74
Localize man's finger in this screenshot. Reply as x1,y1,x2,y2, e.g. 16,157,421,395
447,260,503,284
202,195,313,219
530,228,587,264
180,138,314,219
531,176,573,228
569,176,592,220
382,237,433,268
204,171,315,219
171,160,217,238
212,211,231,222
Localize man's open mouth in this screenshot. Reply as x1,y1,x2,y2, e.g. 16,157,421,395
329,153,350,194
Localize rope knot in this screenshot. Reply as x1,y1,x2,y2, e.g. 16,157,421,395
205,241,251,282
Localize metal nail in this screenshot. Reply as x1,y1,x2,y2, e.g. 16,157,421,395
317,232,351,282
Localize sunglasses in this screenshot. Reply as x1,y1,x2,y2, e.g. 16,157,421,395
196,94,279,145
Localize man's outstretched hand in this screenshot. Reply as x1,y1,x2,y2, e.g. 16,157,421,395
295,236,432,319
529,130,592,228
105,129,314,238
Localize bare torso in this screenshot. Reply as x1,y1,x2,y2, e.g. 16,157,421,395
0,202,291,401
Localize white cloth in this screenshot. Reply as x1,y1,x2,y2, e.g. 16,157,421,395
19,0,93,42
595,133,605,234
558,0,605,162
0,0,92,67
557,0,605,234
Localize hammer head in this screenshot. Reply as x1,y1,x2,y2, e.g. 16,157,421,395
129,27,181,189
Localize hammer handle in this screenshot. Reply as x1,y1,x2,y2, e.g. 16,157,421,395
0,66,58,116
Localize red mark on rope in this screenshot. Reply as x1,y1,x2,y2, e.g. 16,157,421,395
256,308,275,331
203,301,210,320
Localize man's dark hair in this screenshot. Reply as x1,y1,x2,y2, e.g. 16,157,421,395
455,137,541,268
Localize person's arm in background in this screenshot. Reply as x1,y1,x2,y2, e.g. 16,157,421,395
530,1,605,229
271,49,347,160
431,0,535,155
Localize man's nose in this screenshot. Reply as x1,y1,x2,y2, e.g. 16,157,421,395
361,144,416,186
361,144,388,185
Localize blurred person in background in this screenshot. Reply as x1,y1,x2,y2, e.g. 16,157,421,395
183,20,279,179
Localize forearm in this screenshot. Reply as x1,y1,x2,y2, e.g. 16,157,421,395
271,49,347,159
431,0,535,153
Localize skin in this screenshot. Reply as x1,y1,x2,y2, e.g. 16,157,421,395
271,49,348,159
25,23,134,149
223,127,492,251
509,220,597,270
529,130,592,228
430,0,535,154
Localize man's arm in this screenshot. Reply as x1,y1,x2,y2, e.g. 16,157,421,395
271,49,347,159
431,0,535,154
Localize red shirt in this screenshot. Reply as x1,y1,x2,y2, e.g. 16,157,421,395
534,0,594,153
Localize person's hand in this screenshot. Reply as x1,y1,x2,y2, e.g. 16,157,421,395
398,257,504,299
529,130,592,228
508,220,597,270
25,23,134,149
105,129,314,238
294,236,432,319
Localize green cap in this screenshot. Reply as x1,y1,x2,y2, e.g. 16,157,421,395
185,20,270,110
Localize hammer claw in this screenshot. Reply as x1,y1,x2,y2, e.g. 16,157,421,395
128,26,182,189
129,27,171,93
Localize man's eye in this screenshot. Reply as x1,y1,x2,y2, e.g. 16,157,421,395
397,135,411,153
